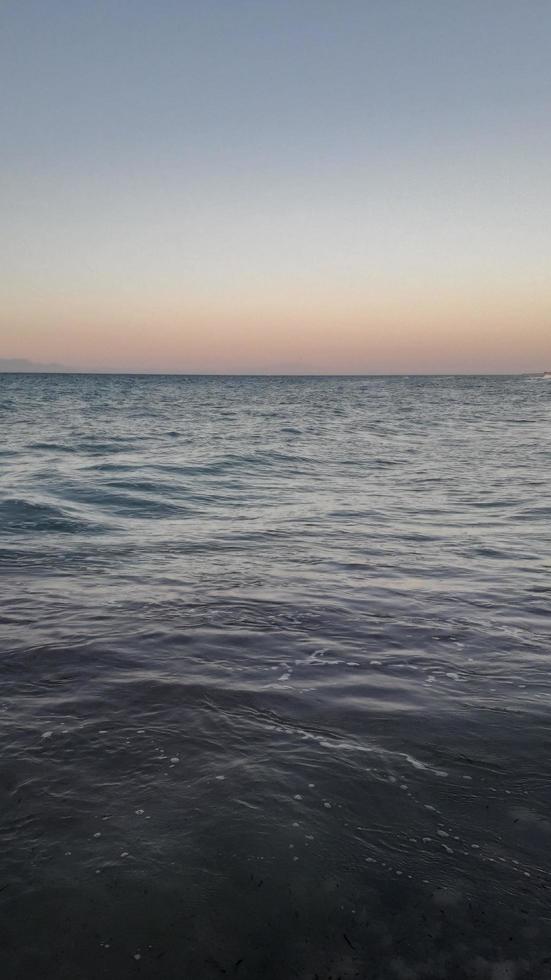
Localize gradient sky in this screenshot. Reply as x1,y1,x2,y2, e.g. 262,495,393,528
1,0,550,373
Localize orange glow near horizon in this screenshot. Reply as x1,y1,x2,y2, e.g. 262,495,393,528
3,279,550,374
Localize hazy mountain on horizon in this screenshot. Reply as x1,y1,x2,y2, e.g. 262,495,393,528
0,357,72,373
0,358,541,377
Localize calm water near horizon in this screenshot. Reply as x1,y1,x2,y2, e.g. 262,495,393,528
1,373,550,979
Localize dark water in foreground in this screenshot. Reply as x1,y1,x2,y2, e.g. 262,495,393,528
1,374,551,980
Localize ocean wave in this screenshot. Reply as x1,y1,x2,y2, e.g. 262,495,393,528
2,373,551,977
0,497,98,534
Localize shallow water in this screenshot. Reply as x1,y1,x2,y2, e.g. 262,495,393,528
1,373,550,979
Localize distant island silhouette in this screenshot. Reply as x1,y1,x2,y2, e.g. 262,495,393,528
0,357,71,373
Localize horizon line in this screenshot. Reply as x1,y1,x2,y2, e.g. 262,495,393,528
0,370,543,378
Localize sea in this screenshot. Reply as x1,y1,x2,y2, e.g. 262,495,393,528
1,373,550,980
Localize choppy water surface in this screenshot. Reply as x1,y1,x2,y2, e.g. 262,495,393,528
1,374,550,979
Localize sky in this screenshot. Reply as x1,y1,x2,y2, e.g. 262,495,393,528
1,0,550,373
